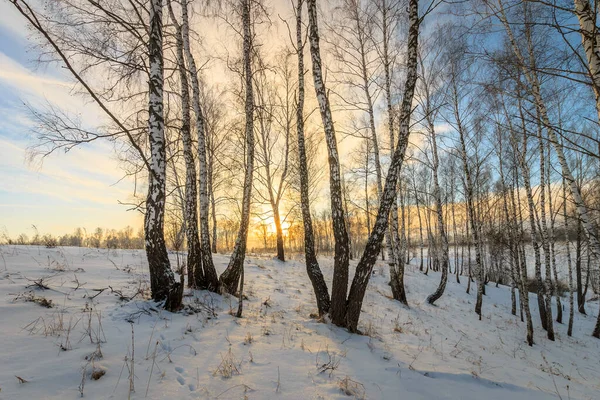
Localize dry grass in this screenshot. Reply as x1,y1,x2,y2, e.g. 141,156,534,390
244,332,253,345
316,346,342,377
14,291,53,308
338,376,366,399
214,349,241,379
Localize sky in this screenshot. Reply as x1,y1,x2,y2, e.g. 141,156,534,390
0,0,428,241
0,2,142,238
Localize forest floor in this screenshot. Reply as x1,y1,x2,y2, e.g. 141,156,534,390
0,245,598,399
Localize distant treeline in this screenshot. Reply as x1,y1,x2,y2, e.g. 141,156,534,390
4,226,144,250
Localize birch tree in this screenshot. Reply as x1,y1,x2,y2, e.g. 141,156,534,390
219,0,256,294
167,0,202,288
419,50,450,305
488,0,600,336
178,0,220,290
307,0,351,326
9,0,184,310
294,0,331,315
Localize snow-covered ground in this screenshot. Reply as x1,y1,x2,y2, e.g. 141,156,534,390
0,245,598,399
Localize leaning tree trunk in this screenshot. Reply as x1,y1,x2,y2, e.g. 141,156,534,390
345,0,421,333
307,0,350,326
179,1,219,291
380,0,406,304
295,0,330,315
219,0,255,294
167,1,202,289
146,0,182,311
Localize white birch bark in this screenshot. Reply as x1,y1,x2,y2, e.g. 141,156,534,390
146,0,181,310
167,0,202,289
307,0,350,326
180,0,219,291
219,0,255,294
345,0,421,332
295,0,330,315
574,0,600,122
425,93,449,305
379,0,406,304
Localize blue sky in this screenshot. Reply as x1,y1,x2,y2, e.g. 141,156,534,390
0,2,142,238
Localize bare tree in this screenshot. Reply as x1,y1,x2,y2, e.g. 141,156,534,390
219,0,256,295
9,0,184,310
307,0,351,326
294,0,331,315
167,0,202,288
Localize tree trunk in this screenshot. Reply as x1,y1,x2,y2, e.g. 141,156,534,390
451,75,484,319
180,0,219,291
536,123,555,340
167,1,201,289
546,141,562,324
513,97,548,331
425,93,448,305
574,0,600,122
380,0,406,303
307,0,351,326
219,0,255,294
345,0,420,332
576,221,586,314
146,0,182,311
296,0,330,316
564,174,575,336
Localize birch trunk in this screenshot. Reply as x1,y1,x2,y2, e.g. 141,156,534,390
451,77,484,319
573,0,600,338
574,0,600,122
536,123,555,340
167,1,202,289
379,0,406,303
515,99,548,331
412,173,425,272
425,85,449,305
296,0,331,315
512,157,534,345
146,0,182,310
564,173,575,336
219,0,255,294
546,141,562,323
307,0,350,326
345,0,420,332
180,0,219,291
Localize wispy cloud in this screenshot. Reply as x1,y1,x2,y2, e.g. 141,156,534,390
0,32,139,236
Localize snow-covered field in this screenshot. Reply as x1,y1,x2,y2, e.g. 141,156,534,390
0,245,598,399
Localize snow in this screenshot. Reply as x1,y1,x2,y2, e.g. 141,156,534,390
0,245,598,399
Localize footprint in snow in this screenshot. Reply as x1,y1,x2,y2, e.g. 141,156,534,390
174,366,196,392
